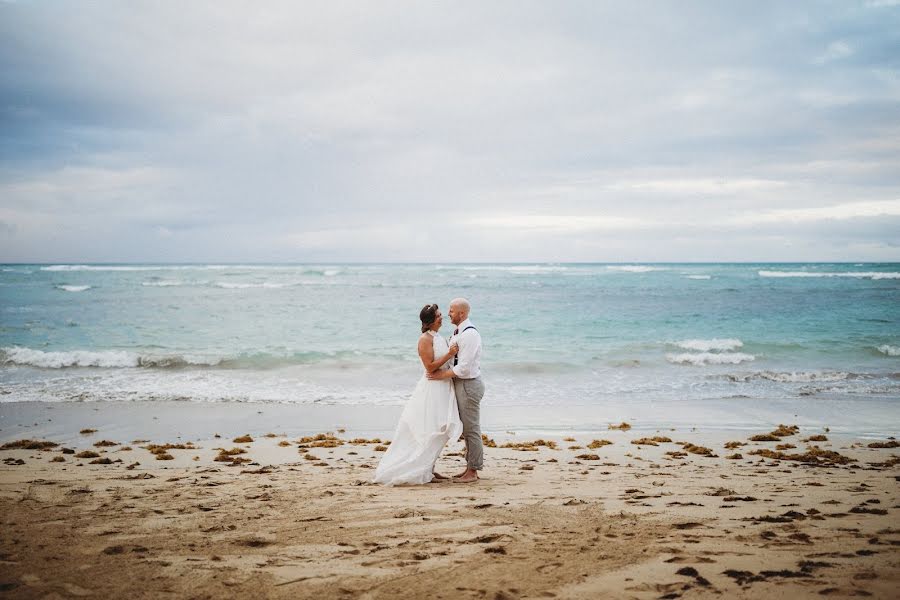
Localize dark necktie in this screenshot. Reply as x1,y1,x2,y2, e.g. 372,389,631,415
453,328,459,365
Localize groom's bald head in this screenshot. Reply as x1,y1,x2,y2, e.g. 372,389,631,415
448,298,470,325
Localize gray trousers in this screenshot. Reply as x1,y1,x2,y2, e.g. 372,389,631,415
454,376,485,470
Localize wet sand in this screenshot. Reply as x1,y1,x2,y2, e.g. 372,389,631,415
1,421,898,599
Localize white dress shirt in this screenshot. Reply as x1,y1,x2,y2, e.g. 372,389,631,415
450,318,482,379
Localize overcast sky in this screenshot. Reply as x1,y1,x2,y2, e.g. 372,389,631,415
1,1,899,263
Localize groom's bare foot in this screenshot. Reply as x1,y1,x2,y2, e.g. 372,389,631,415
453,469,479,483
453,470,468,479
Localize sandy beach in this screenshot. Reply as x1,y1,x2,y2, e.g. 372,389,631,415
1,410,897,599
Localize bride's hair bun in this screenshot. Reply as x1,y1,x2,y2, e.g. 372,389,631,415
420,303,438,333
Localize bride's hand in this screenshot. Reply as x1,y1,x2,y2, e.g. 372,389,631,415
448,343,459,356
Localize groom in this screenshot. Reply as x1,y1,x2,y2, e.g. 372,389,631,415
427,297,484,483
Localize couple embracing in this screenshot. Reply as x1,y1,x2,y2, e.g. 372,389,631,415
373,298,484,485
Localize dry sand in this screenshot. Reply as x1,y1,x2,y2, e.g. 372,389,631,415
1,426,898,599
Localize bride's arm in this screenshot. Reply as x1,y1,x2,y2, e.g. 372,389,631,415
418,336,458,373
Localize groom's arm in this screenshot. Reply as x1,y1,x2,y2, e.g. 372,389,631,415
451,331,479,378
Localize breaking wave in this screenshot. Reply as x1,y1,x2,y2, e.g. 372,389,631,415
672,338,744,352
725,370,852,383
666,352,755,366
606,265,664,273
759,270,900,280
0,347,221,369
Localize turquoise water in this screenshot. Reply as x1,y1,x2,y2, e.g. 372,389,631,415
1,263,898,433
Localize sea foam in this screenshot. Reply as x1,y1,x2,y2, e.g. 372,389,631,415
674,338,744,352
214,281,296,289
666,352,755,366
606,265,663,273
55,285,91,292
1,347,139,368
726,371,851,383
0,347,222,369
877,345,900,357
759,270,900,280
141,280,185,287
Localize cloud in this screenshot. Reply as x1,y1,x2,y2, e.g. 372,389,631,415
467,215,647,232
813,40,854,65
733,199,900,224
1,2,899,262
605,178,788,194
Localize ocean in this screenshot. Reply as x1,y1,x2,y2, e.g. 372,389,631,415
1,263,898,437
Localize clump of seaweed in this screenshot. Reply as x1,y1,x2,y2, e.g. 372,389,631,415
144,443,197,459
481,434,497,448
79,428,97,435
0,439,59,450
562,437,576,442
349,437,383,445
665,451,688,459
749,424,800,442
214,447,248,463
309,439,343,448
374,445,387,452
90,457,114,465
297,433,344,447
776,443,797,450
51,456,65,462
216,447,246,456
233,434,253,443
748,445,856,465
631,436,672,446
867,440,899,449
608,422,632,431
803,435,828,442
575,454,600,460
501,440,558,451
631,438,660,446
726,453,743,460
679,443,714,456
277,440,291,447
93,440,119,447
724,441,745,449
75,450,100,459
587,439,613,449
303,452,319,460
770,424,799,437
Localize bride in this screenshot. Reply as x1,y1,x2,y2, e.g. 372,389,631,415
373,304,464,485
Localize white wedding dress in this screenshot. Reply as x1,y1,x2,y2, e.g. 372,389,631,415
373,331,464,486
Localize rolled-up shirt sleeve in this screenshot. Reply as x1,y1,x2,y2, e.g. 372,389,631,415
451,330,481,378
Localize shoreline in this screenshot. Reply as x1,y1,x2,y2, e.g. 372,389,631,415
2,399,898,448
